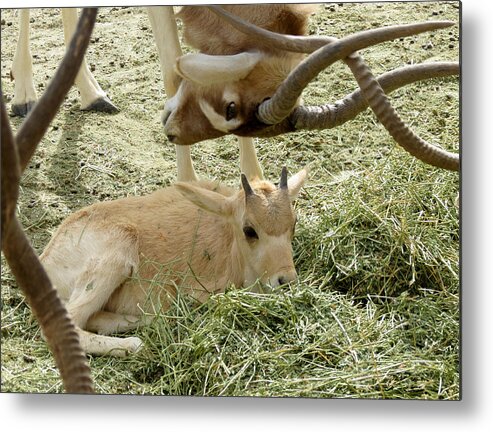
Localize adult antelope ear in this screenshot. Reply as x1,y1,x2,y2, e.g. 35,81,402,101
175,52,263,85
287,166,310,201
175,182,234,217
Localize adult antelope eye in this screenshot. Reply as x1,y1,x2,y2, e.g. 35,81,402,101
226,102,237,121
243,226,258,240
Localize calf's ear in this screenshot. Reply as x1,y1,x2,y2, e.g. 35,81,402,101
287,166,310,201
175,182,234,217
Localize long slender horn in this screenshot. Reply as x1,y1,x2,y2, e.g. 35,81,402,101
293,59,461,171
250,60,459,171
256,21,453,125
241,173,255,197
206,5,337,53
239,62,458,137
279,167,288,190
343,54,459,171
251,22,459,171
1,93,19,248
291,62,459,130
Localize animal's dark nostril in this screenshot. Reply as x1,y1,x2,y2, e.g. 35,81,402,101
167,135,176,143
278,276,287,286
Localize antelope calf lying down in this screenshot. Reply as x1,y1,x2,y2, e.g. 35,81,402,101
40,167,307,356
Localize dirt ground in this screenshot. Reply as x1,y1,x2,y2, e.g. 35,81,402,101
1,3,459,395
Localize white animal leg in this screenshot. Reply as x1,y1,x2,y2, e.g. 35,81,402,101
61,8,118,113
175,146,198,182
238,137,264,180
146,6,182,97
86,310,153,335
147,6,198,182
76,328,143,357
41,219,142,356
10,9,37,116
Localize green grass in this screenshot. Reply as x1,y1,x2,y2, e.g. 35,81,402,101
1,2,459,398
110,282,458,398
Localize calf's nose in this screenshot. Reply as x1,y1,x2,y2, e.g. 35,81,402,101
270,268,297,288
277,276,289,286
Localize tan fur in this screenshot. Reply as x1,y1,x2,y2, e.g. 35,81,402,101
40,170,308,356
163,4,319,145
177,4,316,55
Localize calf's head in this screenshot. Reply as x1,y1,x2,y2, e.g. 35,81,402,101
175,167,308,289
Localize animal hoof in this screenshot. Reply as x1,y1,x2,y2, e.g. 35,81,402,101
124,336,144,353
83,96,119,114
11,100,36,117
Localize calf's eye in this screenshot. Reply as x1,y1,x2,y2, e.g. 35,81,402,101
226,102,237,121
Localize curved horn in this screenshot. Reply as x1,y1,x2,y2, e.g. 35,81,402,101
291,62,459,130
1,8,97,393
249,61,459,171
256,21,454,125
241,62,458,137
1,93,19,248
206,5,337,53
241,173,255,197
345,53,459,171
279,167,288,190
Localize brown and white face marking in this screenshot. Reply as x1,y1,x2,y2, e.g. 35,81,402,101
162,52,303,145
162,79,243,145
160,4,314,144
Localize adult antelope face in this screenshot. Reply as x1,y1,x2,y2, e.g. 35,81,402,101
162,51,302,145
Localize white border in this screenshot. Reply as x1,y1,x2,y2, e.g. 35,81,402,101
1,0,491,431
